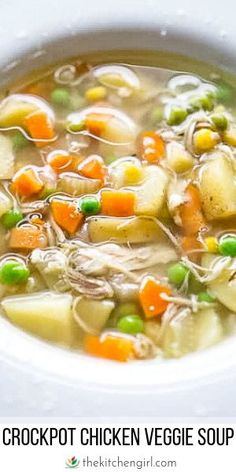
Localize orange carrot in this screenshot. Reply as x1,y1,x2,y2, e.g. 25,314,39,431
179,184,206,236
24,111,55,147
51,199,83,235
85,112,111,136
78,155,107,182
47,151,79,174
84,334,135,362
12,167,43,198
139,276,171,318
137,131,165,163
9,226,47,250
101,190,136,217
181,236,203,263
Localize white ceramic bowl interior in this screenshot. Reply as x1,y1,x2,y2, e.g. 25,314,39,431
0,0,236,417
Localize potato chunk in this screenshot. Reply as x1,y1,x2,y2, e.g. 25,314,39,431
73,297,115,335
161,306,223,357
202,253,236,312
199,155,236,220
88,216,162,244
58,172,101,196
2,291,79,345
135,166,169,216
0,134,15,179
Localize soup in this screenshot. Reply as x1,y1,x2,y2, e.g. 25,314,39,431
0,53,236,362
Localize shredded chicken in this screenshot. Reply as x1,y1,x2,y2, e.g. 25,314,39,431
66,248,114,299
134,334,159,359
30,248,70,292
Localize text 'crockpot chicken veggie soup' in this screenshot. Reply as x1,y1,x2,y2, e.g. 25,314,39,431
0,57,236,362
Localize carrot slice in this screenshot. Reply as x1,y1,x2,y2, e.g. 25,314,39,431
9,226,47,250
47,152,79,174
85,113,111,136
101,190,136,217
78,155,107,182
24,111,55,147
84,334,135,362
12,168,43,198
179,184,206,236
181,236,203,263
137,131,165,163
139,276,171,318
51,199,83,235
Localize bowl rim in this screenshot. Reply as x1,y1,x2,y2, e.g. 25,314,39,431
1,23,236,395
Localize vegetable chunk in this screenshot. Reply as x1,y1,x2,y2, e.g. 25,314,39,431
101,190,136,217
199,155,236,220
84,334,135,362
139,277,171,318
88,216,162,244
51,199,84,235
2,291,77,345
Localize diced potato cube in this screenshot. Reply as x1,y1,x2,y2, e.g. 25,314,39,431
199,155,236,220
58,172,101,196
0,99,36,128
161,311,195,358
135,165,169,216
202,253,236,313
166,142,194,173
2,291,80,345
0,134,15,179
194,308,223,350
88,216,162,244
74,297,115,334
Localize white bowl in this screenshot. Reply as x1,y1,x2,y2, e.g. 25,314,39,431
0,0,236,417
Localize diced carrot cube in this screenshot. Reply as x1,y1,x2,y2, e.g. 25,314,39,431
139,276,171,318
51,199,83,235
9,226,47,250
101,190,136,217
24,111,55,147
12,167,43,198
78,155,107,182
84,334,135,362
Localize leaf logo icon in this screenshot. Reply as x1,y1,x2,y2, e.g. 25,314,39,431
65,456,80,468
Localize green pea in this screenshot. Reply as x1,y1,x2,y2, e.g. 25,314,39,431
51,88,70,107
197,291,215,303
167,106,188,126
79,196,101,216
211,113,228,131
0,261,30,285
167,262,189,286
189,94,214,112
117,314,144,335
216,82,234,104
219,236,236,257
1,209,23,229
67,119,85,132
12,132,29,152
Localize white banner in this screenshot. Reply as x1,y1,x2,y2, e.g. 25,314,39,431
0,422,235,471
